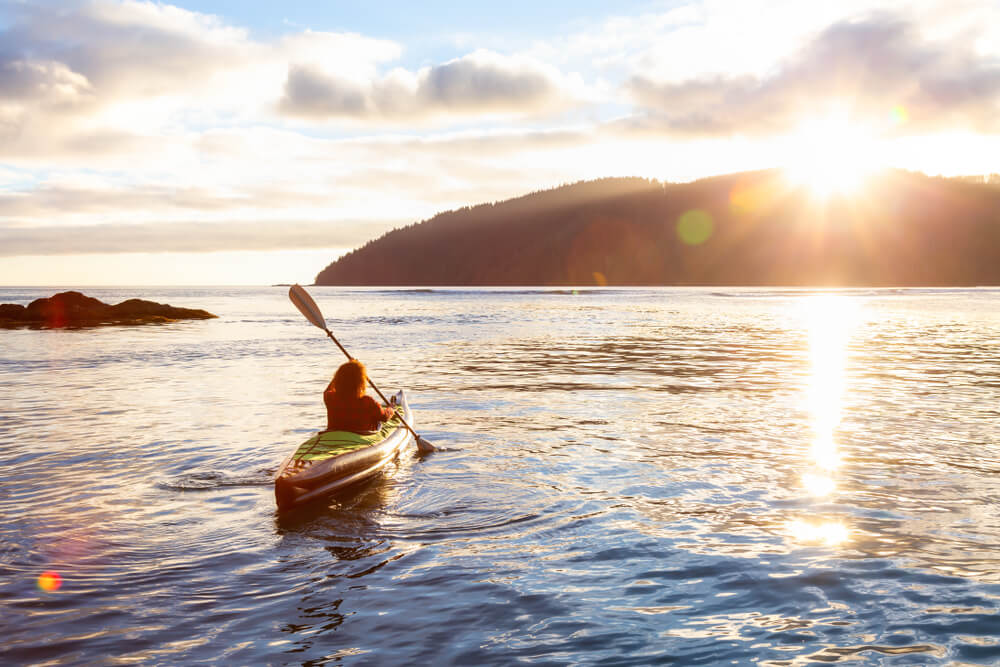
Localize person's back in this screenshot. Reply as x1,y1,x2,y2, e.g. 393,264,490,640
324,359,395,433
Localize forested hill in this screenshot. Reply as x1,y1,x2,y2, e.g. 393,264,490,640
314,170,1000,286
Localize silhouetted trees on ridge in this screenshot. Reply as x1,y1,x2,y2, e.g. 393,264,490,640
314,169,1000,286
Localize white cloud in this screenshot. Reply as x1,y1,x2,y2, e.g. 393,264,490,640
625,13,1000,137
0,218,399,255
2,0,251,97
0,2,408,162
278,29,401,80
278,50,582,121
0,59,95,108
0,0,587,166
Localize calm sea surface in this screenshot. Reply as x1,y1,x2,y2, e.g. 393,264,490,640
2,286,999,665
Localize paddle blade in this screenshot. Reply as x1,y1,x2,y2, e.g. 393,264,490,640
289,284,328,330
415,435,436,453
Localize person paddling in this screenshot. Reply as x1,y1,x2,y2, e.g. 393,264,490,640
324,359,396,434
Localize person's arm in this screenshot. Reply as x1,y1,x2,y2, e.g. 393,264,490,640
378,397,395,420
363,395,395,422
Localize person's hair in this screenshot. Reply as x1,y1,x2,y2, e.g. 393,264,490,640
333,359,367,398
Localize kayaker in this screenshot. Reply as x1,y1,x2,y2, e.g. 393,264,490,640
324,359,396,434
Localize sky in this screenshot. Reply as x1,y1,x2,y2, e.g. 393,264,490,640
1,0,998,285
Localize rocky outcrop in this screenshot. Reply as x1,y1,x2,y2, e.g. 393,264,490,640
0,291,218,329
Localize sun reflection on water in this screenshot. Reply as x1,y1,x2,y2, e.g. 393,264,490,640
801,472,836,497
803,295,858,486
791,294,858,547
786,518,850,546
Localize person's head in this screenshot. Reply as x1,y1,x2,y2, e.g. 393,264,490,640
333,359,367,398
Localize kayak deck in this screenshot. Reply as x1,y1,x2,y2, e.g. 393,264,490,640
275,390,414,512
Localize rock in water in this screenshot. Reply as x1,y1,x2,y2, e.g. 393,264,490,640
0,291,218,329
23,291,111,326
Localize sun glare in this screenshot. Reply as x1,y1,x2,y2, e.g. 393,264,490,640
783,113,881,198
804,294,857,473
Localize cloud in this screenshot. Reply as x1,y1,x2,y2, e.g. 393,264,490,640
420,53,558,109
278,29,400,78
0,59,95,108
0,0,583,165
0,182,328,217
0,1,249,161
1,0,250,97
0,121,606,240
625,13,1000,136
1,0,576,127
0,219,400,256
279,50,577,120
0,1,404,161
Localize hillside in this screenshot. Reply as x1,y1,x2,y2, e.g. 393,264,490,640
314,169,1000,286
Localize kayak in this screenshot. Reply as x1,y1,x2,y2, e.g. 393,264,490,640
274,390,414,512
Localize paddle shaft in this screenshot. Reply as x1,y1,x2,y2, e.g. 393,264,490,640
288,283,433,452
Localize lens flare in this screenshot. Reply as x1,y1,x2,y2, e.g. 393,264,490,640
890,105,909,126
676,209,713,245
729,182,773,217
38,571,62,592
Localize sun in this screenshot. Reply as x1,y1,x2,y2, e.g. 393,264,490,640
782,112,881,198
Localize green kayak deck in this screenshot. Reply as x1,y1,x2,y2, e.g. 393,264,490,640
290,407,407,462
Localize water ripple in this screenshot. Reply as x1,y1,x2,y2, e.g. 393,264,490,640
2,287,999,664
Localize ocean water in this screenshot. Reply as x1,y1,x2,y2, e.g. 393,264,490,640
2,286,999,666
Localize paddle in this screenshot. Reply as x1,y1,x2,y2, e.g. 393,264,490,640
288,284,435,453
